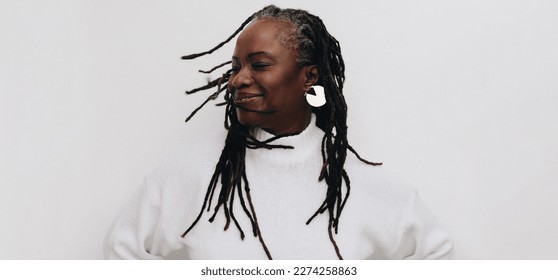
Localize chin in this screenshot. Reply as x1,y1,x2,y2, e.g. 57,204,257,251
235,110,261,128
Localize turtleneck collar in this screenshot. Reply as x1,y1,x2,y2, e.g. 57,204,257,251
247,113,324,165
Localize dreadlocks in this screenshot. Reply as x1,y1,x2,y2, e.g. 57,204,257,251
180,5,381,260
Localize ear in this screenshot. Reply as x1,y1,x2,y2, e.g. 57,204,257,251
302,65,319,91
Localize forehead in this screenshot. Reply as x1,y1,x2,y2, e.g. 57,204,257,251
233,19,296,57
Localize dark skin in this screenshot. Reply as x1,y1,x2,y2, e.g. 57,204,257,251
228,19,319,136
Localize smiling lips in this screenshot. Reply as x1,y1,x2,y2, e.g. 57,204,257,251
233,93,264,104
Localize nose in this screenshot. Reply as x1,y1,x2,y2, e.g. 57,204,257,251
228,68,253,91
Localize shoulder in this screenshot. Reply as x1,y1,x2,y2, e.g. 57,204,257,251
343,154,425,234
344,155,453,259
345,156,417,207
141,126,228,200
154,126,227,175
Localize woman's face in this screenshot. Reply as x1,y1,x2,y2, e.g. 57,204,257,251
228,19,314,136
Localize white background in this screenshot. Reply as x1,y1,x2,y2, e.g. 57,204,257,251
1,0,557,259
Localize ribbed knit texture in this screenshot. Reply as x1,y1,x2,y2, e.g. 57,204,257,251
104,114,452,259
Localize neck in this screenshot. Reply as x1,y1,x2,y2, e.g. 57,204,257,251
263,111,312,136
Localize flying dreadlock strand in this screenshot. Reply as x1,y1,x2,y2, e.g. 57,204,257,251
185,76,224,94
184,73,229,122
198,61,232,74
181,15,255,60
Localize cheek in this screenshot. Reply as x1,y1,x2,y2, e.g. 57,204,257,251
264,72,302,95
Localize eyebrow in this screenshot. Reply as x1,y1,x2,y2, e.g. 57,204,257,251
232,51,273,61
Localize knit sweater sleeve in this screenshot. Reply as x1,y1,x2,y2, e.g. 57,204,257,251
103,177,164,260
394,190,453,259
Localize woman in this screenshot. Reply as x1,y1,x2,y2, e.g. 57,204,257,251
104,5,452,260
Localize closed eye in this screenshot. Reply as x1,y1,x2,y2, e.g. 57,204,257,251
230,66,240,73
252,62,270,70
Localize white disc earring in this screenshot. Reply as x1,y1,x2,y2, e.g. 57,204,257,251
305,85,326,107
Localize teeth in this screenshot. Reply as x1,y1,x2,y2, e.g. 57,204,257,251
236,96,261,101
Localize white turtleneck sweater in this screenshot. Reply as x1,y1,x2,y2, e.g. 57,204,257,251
104,115,452,259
